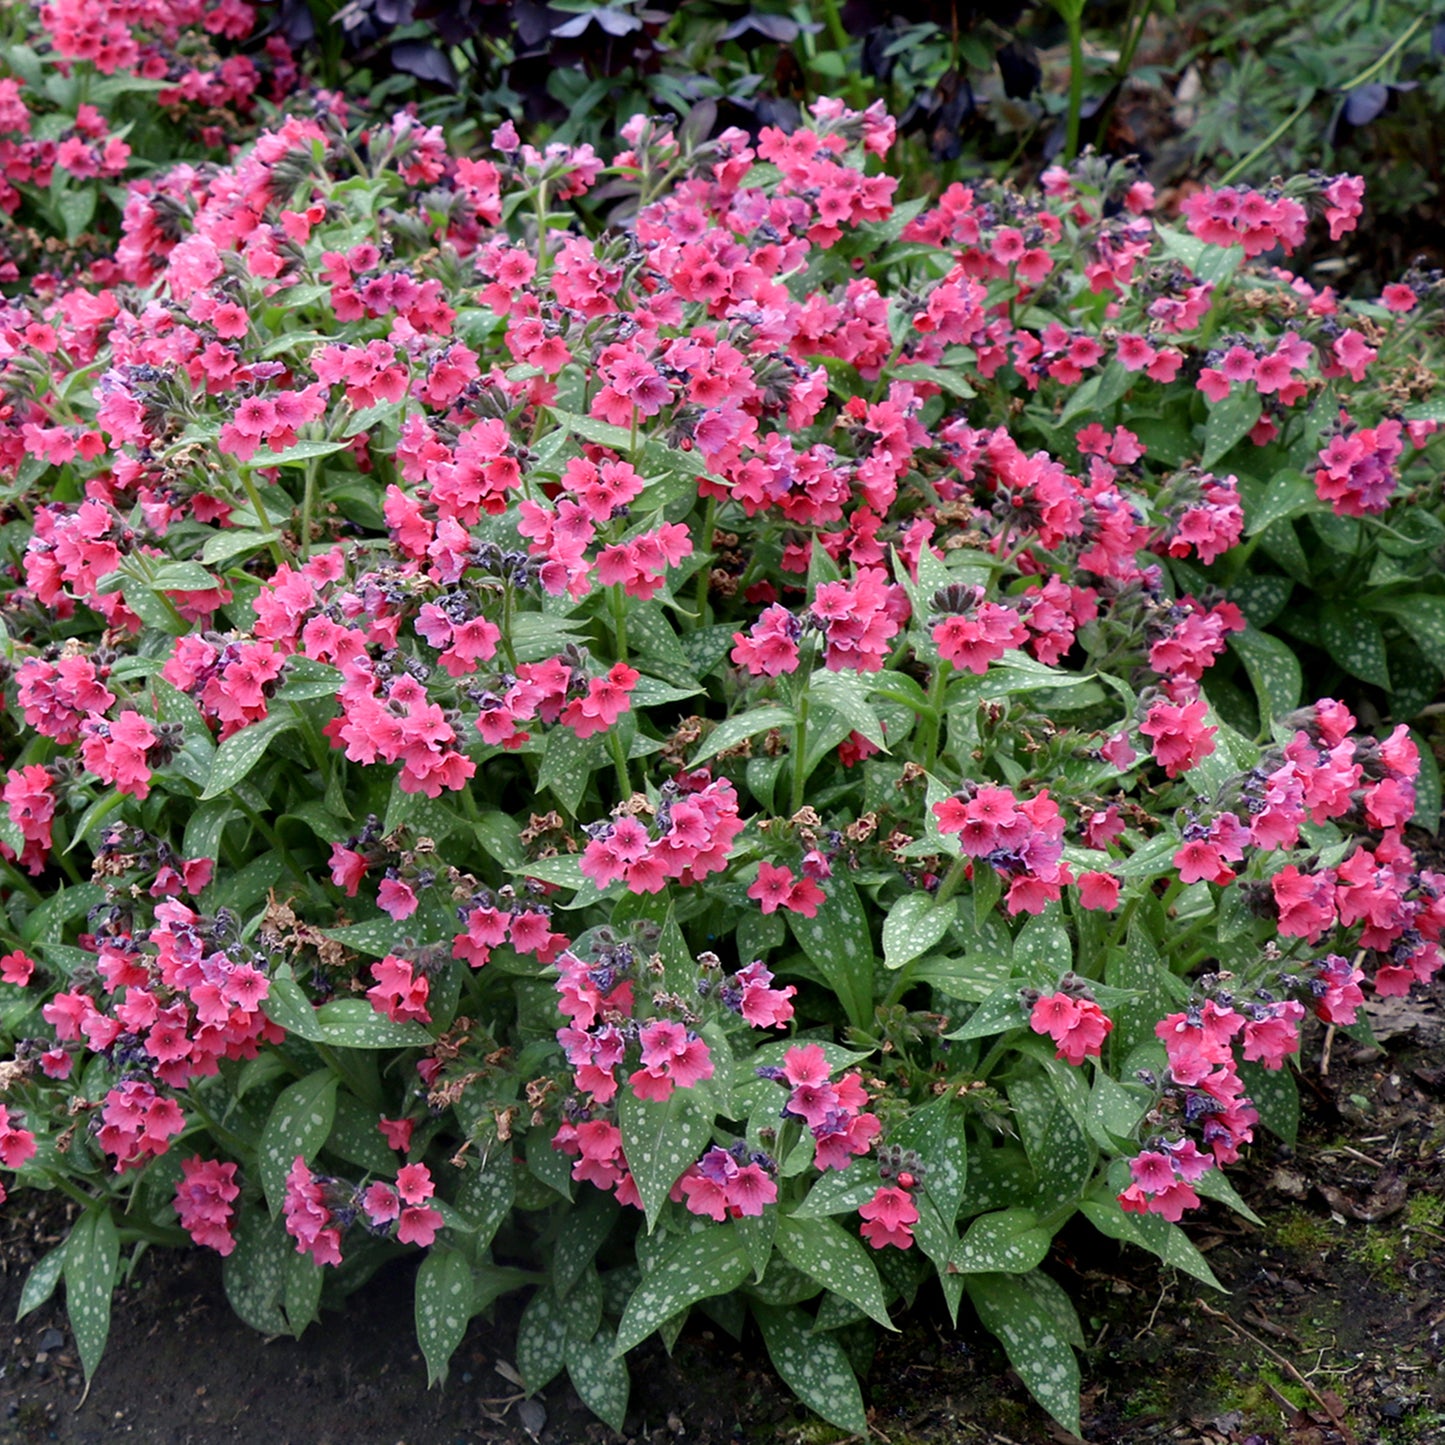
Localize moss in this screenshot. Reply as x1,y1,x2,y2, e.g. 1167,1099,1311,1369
1270,1207,1338,1254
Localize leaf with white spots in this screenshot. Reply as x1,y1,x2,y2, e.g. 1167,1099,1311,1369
222,1203,289,1334
1009,1075,1096,1210
967,1271,1082,1435
568,1330,630,1432
786,871,875,1031
259,965,327,1042
200,713,296,800
314,998,433,1049
517,1286,569,1392
1238,1058,1300,1145
1320,602,1391,689
1086,1070,1150,1150
791,1170,878,1220
17,1241,67,1320
892,1096,968,1225
807,672,889,751
943,986,1026,1041
324,1091,397,1176
754,1302,868,1436
1372,593,1445,675
691,706,797,765
613,1225,750,1354
258,1068,339,1215
62,1209,118,1384
1011,919,1074,989
1229,624,1302,722
538,726,603,815
454,1154,517,1253
283,1246,323,1337
1106,919,1171,1059
775,1214,895,1330
1193,1166,1265,1226
618,1087,714,1231
1079,1198,1223,1291
415,1246,476,1387
882,893,956,970
950,1209,1050,1274
1201,388,1261,469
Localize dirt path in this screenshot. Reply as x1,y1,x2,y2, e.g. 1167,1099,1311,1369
4,991,1444,1445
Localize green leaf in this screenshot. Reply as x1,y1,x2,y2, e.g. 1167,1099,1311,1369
64,1209,119,1384
1107,920,1168,1058
553,1188,617,1299
754,1303,868,1436
882,893,955,970
415,1247,475,1387
18,1241,67,1321
1412,728,1441,833
517,1287,569,1391
791,1172,878,1220
1371,594,1445,675
1238,1059,1299,1146
325,1091,397,1176
691,706,796,765
258,1069,339,1215
774,1215,894,1329
1080,1197,1223,1291
944,987,1026,1041
538,727,604,815
200,714,295,800
313,998,433,1048
807,672,889,750
283,1247,323,1336
454,1156,517,1252
222,1204,290,1333
1320,603,1390,688
1192,1166,1265,1226
787,872,875,1031
200,528,281,565
618,1089,713,1230
568,1331,630,1431
1228,624,1302,721
245,437,349,467
1246,470,1319,535
1202,390,1262,469
613,1226,750,1353
951,1208,1050,1274
261,967,327,1042
967,1271,1082,1434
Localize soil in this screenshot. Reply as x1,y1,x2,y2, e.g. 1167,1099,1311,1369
4,987,1445,1445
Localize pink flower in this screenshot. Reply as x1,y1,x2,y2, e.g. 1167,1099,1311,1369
0,950,35,986
859,1185,918,1249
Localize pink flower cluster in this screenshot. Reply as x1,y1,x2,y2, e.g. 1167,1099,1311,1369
859,1185,919,1249
933,785,1072,915
174,1156,240,1254
0,1103,38,1202
283,1156,443,1267
674,1143,778,1221
770,1043,881,1170
1029,991,1114,1066
579,773,744,893
1182,185,1310,257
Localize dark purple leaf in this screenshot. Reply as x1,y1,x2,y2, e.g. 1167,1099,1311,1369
721,14,801,44
996,41,1040,99
390,39,459,88
594,8,644,36
1433,20,1445,58
678,98,718,147
1343,82,1390,128
374,0,415,24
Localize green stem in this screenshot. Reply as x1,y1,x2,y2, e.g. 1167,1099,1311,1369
608,728,632,800
236,467,290,568
1218,14,1425,185
1063,5,1086,162
790,691,810,816
921,659,951,775
300,457,319,559
610,584,629,663
694,496,717,628
934,853,971,906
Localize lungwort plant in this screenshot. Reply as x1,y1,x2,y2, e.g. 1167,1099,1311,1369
0,91,1442,1436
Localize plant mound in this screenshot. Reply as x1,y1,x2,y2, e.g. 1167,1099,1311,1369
0,85,1443,1437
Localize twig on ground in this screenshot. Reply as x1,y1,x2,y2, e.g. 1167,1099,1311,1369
1195,1299,1358,1444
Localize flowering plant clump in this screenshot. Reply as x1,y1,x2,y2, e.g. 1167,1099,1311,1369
0,87,1442,1437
